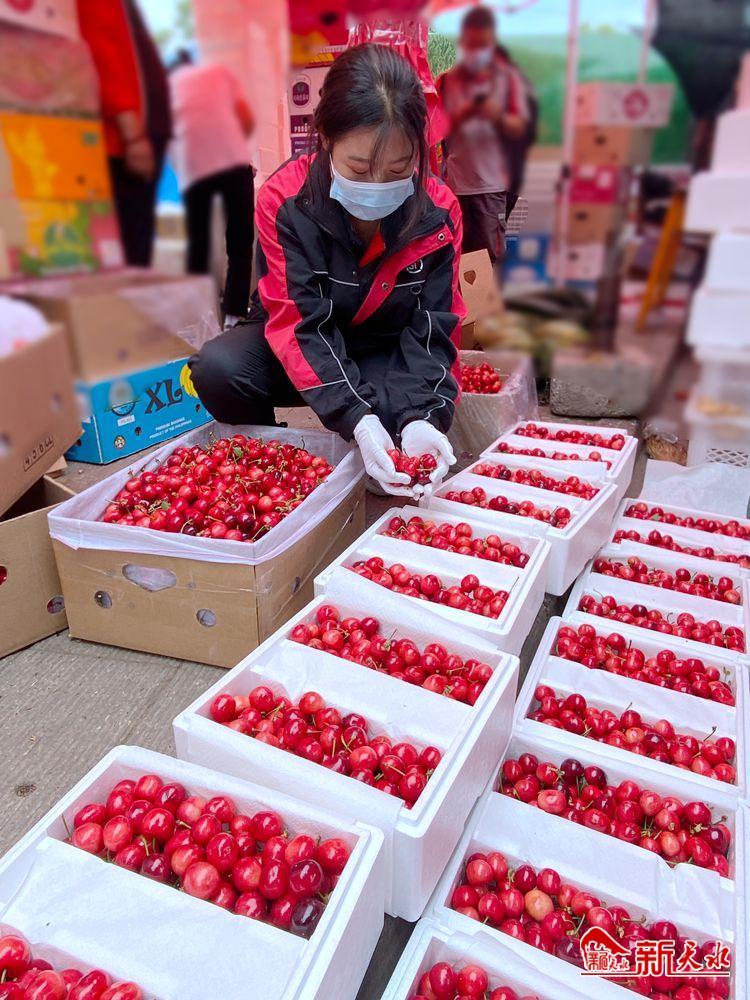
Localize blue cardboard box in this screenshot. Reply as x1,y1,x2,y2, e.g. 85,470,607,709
66,356,211,463
504,232,551,267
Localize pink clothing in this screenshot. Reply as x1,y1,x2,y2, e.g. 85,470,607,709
169,63,251,191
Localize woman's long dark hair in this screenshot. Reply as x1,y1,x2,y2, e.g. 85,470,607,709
309,43,429,237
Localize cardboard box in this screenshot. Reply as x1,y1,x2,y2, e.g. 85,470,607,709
0,112,110,201
0,26,98,115
0,0,79,40
566,202,627,244
569,164,632,205
564,243,607,282
52,483,366,667
504,233,550,266
0,196,122,278
573,125,654,167
0,476,74,658
459,250,502,347
66,356,212,464
575,82,674,127
0,323,80,517
12,270,216,380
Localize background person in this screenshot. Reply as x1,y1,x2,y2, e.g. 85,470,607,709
189,44,464,498
169,50,256,328
438,5,529,263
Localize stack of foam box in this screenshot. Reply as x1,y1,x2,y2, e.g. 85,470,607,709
684,55,750,468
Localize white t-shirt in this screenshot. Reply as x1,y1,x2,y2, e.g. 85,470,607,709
169,63,251,191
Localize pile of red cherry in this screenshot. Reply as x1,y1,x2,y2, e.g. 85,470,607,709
499,751,731,873
210,685,440,806
472,462,600,500
554,623,735,705
515,422,627,451
612,527,750,570
449,851,731,997
624,502,750,542
100,435,332,541
592,555,742,605
460,361,502,394
577,594,746,652
529,686,737,784
348,557,510,619
382,515,531,568
0,932,141,1000
494,440,612,468
441,485,572,529
410,962,537,1000
388,449,438,487
67,771,349,936
290,604,493,704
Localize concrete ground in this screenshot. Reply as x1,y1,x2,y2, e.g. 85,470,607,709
1,401,647,998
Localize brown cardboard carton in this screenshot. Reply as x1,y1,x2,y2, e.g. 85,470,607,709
573,126,654,168
459,250,503,348
567,203,627,245
0,324,80,517
52,483,366,668
12,270,216,380
0,477,74,658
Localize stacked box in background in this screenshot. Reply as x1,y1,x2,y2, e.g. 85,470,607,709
502,158,559,287
684,57,750,468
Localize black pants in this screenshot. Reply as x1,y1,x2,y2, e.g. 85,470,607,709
108,139,167,267
184,165,254,317
458,191,507,264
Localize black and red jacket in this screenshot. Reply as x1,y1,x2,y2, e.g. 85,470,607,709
252,153,466,440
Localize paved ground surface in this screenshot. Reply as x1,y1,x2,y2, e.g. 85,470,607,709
1,396,647,998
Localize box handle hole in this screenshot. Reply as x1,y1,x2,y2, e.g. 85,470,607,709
94,590,112,609
196,608,216,627
122,564,177,592
47,595,65,614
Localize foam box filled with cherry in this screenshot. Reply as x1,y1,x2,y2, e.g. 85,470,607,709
173,570,519,921
312,505,550,655
0,747,384,1000
428,785,738,1000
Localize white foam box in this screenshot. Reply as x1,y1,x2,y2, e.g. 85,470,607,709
612,497,750,577
482,420,637,501
686,172,750,233
705,233,750,292
427,454,619,595
712,109,750,173
565,551,750,657
427,790,739,999
0,746,384,1000
687,285,750,351
495,728,744,888
313,506,550,656
382,917,588,1000
173,571,519,921
515,617,750,801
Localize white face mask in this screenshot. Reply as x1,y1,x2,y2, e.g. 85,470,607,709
329,159,415,222
459,45,494,73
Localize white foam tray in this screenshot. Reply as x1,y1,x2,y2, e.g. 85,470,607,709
565,553,750,658
173,571,519,921
515,617,750,801
382,917,588,999
427,789,740,999
481,418,637,500
313,505,550,655
687,285,750,351
0,746,385,1000
427,456,619,595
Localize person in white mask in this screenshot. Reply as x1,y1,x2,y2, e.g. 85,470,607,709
190,43,465,498
438,6,529,264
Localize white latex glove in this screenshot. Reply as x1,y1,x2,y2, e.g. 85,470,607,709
401,419,455,497
353,414,420,498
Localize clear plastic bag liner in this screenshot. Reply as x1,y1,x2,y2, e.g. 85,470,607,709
641,458,750,519
48,423,364,566
116,276,220,351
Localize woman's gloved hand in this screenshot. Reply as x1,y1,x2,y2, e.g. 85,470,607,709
401,419,456,499
353,414,417,497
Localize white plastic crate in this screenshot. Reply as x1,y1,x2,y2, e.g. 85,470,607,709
0,746,385,1000
313,506,550,655
427,457,619,595
515,617,749,801
382,917,588,1000
481,417,637,499
173,571,519,921
686,387,750,469
448,350,538,465
565,552,750,657
427,790,739,999
705,233,750,292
